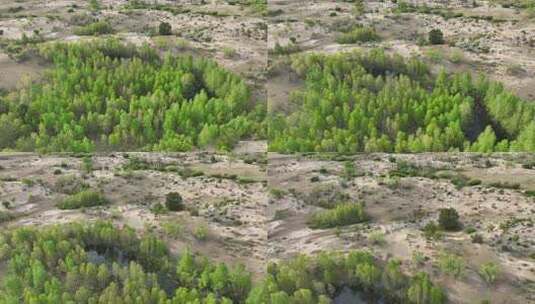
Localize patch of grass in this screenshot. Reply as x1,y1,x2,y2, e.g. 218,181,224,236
56,190,109,210
21,178,35,187
308,202,367,229
269,188,287,199
223,47,237,58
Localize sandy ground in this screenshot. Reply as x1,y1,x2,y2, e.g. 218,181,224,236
268,0,535,111
0,152,268,277
0,0,266,97
267,153,535,304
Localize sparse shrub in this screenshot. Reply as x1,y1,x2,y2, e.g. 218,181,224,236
438,208,461,231
0,211,14,223
57,189,109,209
151,202,167,215
464,226,477,234
165,192,184,211
193,224,208,240
471,233,484,243
223,47,237,58
162,221,183,238
407,272,447,304
159,22,172,35
368,231,386,246
438,253,465,278
479,262,500,285
2,201,10,209
53,169,62,175
422,221,443,240
428,29,444,45
412,251,426,266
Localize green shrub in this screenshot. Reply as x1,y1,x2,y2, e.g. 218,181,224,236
438,208,461,231
308,202,367,229
162,221,184,238
407,272,447,304
438,253,464,278
193,224,208,240
422,221,443,240
74,21,113,36
336,26,380,44
159,22,172,35
428,29,444,44
56,189,109,209
165,192,184,211
479,262,500,285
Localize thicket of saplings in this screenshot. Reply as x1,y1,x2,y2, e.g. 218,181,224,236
247,251,446,304
0,39,265,152
268,49,535,152
0,222,447,304
0,221,252,304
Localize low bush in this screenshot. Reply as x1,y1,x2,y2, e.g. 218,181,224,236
336,26,380,44
308,202,367,229
56,190,109,209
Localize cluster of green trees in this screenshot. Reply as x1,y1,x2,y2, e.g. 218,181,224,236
247,251,446,304
268,49,535,152
0,39,265,152
0,221,448,303
0,221,253,303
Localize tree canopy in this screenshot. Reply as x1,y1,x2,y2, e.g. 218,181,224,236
268,49,535,153
0,39,265,152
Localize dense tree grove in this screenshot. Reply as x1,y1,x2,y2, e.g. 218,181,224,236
0,221,253,304
0,222,448,303
0,39,265,152
268,49,535,152
246,251,446,304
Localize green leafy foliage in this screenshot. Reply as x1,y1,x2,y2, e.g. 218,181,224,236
165,192,184,211
428,29,444,45
336,26,380,44
0,39,264,152
308,202,367,229
438,208,461,231
56,189,109,209
0,221,252,303
74,21,113,36
159,22,172,35
248,251,446,304
268,49,535,152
